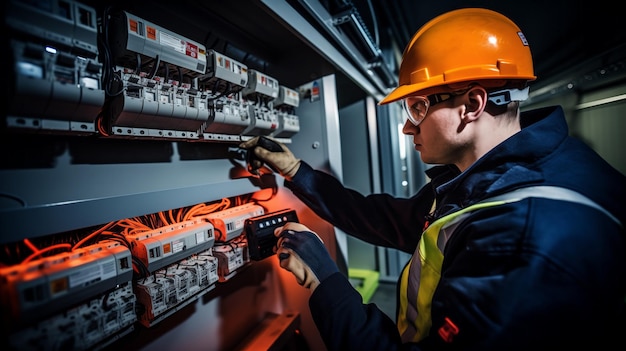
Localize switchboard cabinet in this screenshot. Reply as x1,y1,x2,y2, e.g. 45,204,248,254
1,1,357,349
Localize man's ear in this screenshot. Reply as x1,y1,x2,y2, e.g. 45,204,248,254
462,86,488,123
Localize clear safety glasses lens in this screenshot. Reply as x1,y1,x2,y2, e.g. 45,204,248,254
403,96,429,126
403,91,463,126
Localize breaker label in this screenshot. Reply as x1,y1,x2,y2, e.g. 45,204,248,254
160,31,184,54
172,240,184,253
66,258,116,290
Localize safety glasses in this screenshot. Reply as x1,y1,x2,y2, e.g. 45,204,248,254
403,88,471,126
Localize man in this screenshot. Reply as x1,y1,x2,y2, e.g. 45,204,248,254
240,8,626,351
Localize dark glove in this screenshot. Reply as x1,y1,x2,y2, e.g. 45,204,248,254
274,222,339,291
239,136,301,179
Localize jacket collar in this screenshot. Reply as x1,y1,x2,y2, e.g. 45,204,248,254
426,106,568,210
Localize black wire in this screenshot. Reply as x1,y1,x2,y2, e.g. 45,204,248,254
224,83,233,97
147,55,160,79
104,233,132,248
135,53,141,74
132,256,150,278
101,6,112,95
99,7,124,97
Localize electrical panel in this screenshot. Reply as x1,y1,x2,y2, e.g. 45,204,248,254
2,0,311,346
0,201,298,341
3,1,301,144
6,0,104,133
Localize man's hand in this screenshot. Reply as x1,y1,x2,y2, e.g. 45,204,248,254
239,136,301,179
274,222,339,291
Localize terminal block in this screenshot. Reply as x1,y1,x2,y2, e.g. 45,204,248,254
273,86,300,108
242,70,280,100
124,220,215,273
105,10,208,139
0,240,133,329
241,104,280,138
6,0,103,133
213,241,248,282
134,251,218,327
108,11,206,76
201,96,252,141
7,282,137,351
201,203,265,242
270,86,300,139
240,70,281,137
198,50,254,141
203,50,248,94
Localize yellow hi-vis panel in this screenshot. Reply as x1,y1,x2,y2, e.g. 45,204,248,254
398,200,508,342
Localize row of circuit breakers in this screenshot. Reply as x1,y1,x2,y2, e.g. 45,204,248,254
5,0,301,143
0,202,298,351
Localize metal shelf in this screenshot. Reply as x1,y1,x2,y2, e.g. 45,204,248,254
0,134,271,243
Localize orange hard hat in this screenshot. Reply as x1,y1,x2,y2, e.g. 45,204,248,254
379,8,536,105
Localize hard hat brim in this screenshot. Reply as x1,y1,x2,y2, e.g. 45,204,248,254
378,85,418,105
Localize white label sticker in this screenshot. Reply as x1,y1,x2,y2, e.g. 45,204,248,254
160,31,185,54
172,240,184,253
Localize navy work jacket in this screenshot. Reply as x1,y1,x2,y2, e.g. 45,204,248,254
284,105,626,351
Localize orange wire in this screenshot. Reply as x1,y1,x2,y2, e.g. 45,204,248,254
159,212,170,226
96,112,110,137
183,203,206,221
168,209,176,224
125,218,152,235
176,209,183,223
72,221,116,251
22,243,72,263
23,238,39,252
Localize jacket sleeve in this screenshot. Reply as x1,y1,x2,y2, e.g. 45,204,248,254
310,272,431,351
285,162,432,253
